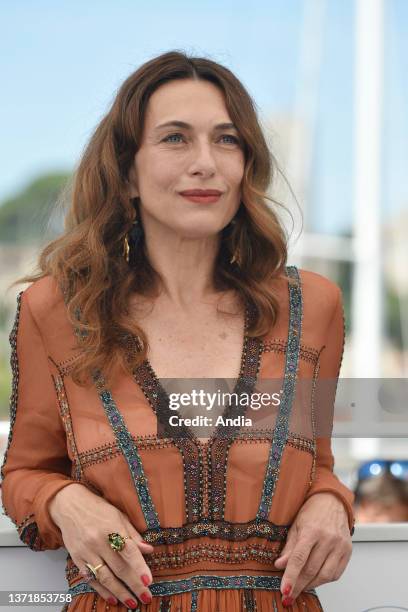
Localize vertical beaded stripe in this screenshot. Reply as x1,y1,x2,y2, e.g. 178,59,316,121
243,589,257,611
159,597,172,611
69,301,161,531
0,291,23,484
190,590,198,611
0,291,43,550
92,368,161,530
257,265,303,519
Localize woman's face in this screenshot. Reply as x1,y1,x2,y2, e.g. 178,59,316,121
128,79,245,240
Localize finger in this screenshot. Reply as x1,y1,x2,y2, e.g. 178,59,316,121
274,527,298,569
274,551,290,569
289,542,330,600
304,551,349,591
78,574,119,607
122,520,155,554
280,536,315,598
105,536,154,604
86,557,150,609
303,537,352,591
117,530,154,584
77,559,141,609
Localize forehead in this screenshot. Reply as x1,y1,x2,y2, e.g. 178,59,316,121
143,79,232,128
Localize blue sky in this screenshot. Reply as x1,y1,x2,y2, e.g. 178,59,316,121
1,0,407,234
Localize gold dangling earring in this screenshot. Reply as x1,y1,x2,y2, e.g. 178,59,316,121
123,234,130,263
230,246,241,266
228,216,241,266
123,216,140,264
123,236,130,263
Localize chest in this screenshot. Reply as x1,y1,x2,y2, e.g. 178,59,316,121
130,298,247,380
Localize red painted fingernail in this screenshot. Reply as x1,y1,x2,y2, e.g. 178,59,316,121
283,584,292,596
107,597,117,605
140,592,152,603
282,596,294,607
141,573,151,586
125,599,138,609
140,539,151,545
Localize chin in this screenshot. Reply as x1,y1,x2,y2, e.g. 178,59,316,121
168,219,223,239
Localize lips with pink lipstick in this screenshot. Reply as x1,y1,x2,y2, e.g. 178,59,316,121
179,189,223,204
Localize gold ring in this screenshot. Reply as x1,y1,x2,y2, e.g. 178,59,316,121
84,562,104,581
108,532,131,552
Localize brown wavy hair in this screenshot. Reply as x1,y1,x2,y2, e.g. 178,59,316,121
11,50,301,388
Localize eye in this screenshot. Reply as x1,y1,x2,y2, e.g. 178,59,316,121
220,134,240,145
162,133,184,143
161,133,241,145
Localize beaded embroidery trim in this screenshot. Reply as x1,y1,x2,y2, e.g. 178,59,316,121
19,522,43,550
0,291,45,550
50,368,84,482
159,597,172,611
135,516,289,546
68,574,317,599
243,589,257,611
256,265,302,519
77,429,314,470
66,540,283,578
92,378,161,530
0,291,23,485
14,512,36,531
261,339,320,366
190,591,198,611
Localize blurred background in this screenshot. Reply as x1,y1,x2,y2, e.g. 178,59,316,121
0,0,407,523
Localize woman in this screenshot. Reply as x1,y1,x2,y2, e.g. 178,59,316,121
1,51,355,611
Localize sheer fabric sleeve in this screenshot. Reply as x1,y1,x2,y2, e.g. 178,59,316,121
303,285,356,535
1,290,75,551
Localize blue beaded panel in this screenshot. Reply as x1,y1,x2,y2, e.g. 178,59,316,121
68,574,317,599
256,265,302,519
190,590,198,611
92,370,161,530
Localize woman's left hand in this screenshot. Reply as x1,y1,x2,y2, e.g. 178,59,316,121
274,492,353,604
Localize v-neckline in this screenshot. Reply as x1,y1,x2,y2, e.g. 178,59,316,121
138,299,256,446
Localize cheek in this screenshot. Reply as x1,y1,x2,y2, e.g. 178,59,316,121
135,149,180,194
143,161,179,193
224,155,245,190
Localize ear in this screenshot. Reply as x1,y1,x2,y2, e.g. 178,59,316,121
127,163,139,198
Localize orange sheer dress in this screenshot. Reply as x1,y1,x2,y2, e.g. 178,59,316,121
1,265,355,611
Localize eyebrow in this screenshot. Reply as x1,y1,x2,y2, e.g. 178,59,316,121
154,120,239,132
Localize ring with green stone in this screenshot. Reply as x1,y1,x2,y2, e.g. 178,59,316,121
108,532,130,552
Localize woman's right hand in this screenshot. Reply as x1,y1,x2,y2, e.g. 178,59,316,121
49,482,155,609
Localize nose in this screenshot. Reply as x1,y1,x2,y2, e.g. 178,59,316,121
187,139,216,177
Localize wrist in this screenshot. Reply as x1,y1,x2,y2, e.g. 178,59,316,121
49,483,86,526
305,491,354,535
